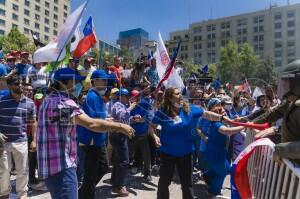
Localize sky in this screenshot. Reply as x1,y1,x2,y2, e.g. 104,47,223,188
71,0,300,44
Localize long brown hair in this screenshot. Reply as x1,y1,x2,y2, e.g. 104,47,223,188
162,87,190,118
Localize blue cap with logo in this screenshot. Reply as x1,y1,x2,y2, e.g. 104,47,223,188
53,68,85,81
207,98,222,110
91,69,109,79
116,88,130,96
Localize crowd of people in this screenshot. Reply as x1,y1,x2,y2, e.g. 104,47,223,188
0,50,299,199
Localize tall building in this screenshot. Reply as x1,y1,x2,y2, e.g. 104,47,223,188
118,28,149,50
168,3,300,69
0,0,70,42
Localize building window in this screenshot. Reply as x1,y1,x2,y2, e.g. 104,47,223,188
24,0,29,6
24,27,29,34
287,21,295,28
35,23,40,29
12,4,19,11
12,24,18,29
45,1,49,8
275,41,282,48
24,18,29,25
45,10,49,16
44,35,49,41
53,22,58,28
274,50,281,57
0,0,5,5
54,6,58,12
35,5,40,12
54,14,58,20
24,9,30,16
274,32,282,39
53,30,57,35
193,26,202,33
12,13,18,21
275,60,282,67
45,26,49,33
253,26,258,33
274,13,282,20
64,5,68,11
274,22,281,29
35,0,40,2
253,15,264,23
54,0,58,3
287,49,295,57
44,18,49,25
253,35,258,42
207,24,216,31
287,11,295,18
35,14,40,21
0,19,5,26
288,40,295,47
64,12,68,18
288,30,295,37
259,35,264,41
0,29,5,35
0,8,5,16
237,18,247,26
221,22,230,29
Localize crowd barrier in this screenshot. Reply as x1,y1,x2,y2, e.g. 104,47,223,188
244,130,300,199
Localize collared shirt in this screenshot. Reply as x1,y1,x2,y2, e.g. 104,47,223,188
111,101,130,124
37,92,83,179
0,93,36,142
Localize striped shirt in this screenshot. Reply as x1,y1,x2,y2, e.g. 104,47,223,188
0,93,36,142
37,92,83,179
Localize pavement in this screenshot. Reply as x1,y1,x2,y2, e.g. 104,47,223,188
9,170,231,199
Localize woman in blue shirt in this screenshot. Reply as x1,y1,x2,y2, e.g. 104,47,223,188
150,87,231,199
205,98,244,197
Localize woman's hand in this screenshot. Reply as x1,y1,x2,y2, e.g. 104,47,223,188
118,123,135,139
153,134,161,148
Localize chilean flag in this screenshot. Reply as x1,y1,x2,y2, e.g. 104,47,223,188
231,138,275,199
73,16,97,58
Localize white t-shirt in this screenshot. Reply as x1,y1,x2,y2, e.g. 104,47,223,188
27,66,49,89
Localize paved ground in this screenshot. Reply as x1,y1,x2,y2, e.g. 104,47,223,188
9,171,231,199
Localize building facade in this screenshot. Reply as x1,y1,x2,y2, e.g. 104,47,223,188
118,28,149,50
0,0,70,42
168,3,300,69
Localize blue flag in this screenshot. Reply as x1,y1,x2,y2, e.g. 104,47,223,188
202,64,209,74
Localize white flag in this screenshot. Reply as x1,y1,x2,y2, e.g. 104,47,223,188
33,41,66,64
252,87,263,100
153,31,184,90
70,20,82,52
57,1,87,50
33,2,87,63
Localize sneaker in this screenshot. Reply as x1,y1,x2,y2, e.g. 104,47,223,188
112,186,129,197
143,175,152,182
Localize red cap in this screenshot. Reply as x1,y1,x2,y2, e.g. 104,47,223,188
131,90,140,97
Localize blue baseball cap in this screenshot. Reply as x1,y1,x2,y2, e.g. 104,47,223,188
116,88,130,96
91,69,109,79
53,68,85,81
207,98,222,110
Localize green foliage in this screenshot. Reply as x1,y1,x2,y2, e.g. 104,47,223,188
183,60,198,80
119,47,134,63
0,28,35,53
216,40,276,85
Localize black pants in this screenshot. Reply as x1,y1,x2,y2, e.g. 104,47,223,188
157,153,194,199
27,134,37,184
129,134,151,176
79,145,109,199
110,133,129,188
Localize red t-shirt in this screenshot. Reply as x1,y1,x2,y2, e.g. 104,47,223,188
109,65,123,86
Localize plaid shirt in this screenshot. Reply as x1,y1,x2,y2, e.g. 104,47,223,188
37,92,83,179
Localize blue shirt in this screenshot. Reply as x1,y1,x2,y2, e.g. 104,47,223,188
130,101,150,135
152,105,204,157
16,63,31,76
206,122,227,161
77,89,107,147
0,63,7,77
197,118,211,152
0,93,36,142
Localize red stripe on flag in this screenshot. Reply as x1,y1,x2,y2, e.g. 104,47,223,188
73,33,96,58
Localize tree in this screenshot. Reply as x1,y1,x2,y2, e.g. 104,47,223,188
183,60,199,81
0,28,35,53
254,56,277,85
119,47,134,63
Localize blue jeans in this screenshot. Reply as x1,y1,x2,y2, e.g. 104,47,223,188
45,168,78,199
110,133,129,188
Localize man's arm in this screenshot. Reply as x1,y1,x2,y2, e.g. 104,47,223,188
274,141,300,159
74,113,134,138
253,100,289,124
